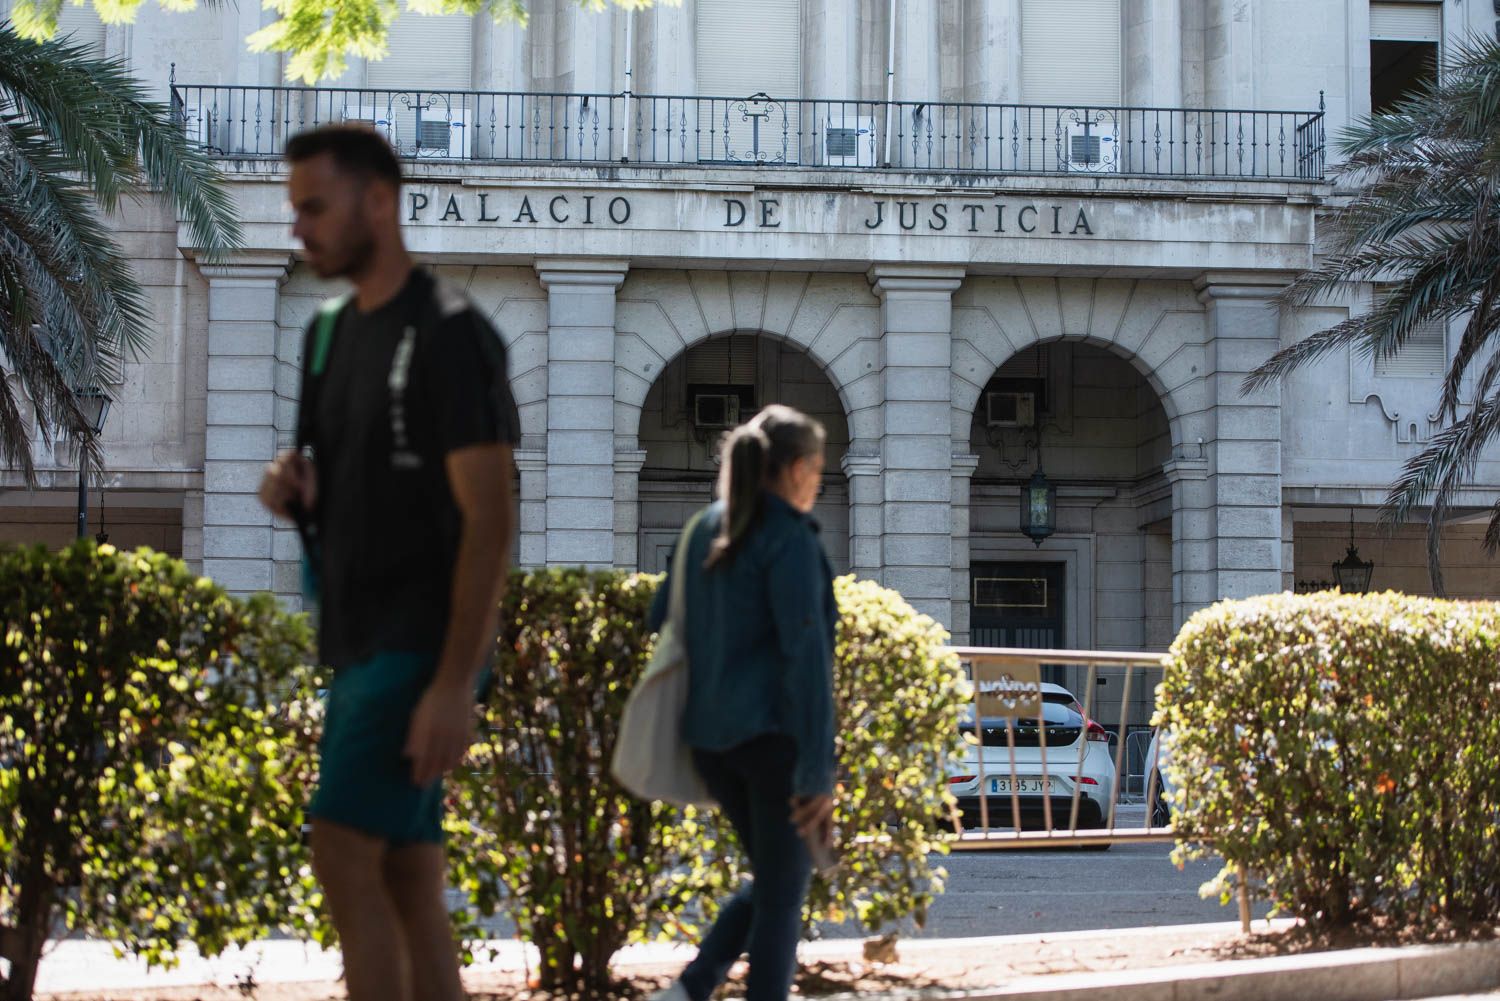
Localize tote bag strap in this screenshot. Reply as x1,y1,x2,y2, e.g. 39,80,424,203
668,508,708,633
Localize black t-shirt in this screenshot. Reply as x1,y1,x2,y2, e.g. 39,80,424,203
299,268,521,668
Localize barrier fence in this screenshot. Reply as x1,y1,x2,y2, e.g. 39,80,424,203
940,646,1254,932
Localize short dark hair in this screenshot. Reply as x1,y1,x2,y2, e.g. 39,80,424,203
285,124,403,188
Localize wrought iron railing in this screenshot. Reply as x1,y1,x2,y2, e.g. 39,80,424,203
169,80,1326,181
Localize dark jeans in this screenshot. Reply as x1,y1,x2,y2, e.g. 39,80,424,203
679,735,812,1001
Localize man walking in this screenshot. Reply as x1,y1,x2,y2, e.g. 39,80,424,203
258,125,518,1001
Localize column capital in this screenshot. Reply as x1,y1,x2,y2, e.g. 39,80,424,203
1192,271,1298,303
867,265,965,298
841,450,882,478
513,447,548,473
951,452,981,478
613,449,649,475
198,252,295,285
535,259,629,289
1162,456,1210,483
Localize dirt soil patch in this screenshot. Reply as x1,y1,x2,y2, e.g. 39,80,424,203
36,921,1499,1001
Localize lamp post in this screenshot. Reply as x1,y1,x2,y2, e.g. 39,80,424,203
1331,508,1375,594
74,387,111,540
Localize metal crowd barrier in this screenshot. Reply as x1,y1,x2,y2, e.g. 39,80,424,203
940,645,1254,932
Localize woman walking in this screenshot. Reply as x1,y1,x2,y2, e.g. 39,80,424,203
650,404,839,1001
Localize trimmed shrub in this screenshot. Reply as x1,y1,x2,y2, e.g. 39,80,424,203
0,543,324,1001
447,568,965,998
1157,591,1500,931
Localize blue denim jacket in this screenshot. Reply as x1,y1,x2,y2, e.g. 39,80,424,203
649,493,838,798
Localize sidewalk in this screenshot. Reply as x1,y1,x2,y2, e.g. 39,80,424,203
26,919,1500,1001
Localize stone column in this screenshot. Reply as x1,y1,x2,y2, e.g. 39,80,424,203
514,447,547,568
1163,455,1210,630
1193,273,1290,611
536,259,628,568
613,449,649,568
808,0,859,98
949,452,980,645
869,265,964,627
842,449,883,581
963,0,1020,103
1204,0,1254,107
891,0,942,166
1125,0,1183,106
199,253,293,599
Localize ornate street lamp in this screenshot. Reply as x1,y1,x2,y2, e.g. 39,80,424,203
1331,508,1375,594
74,387,111,540
1019,465,1057,547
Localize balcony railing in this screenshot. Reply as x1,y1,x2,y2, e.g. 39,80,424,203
170,81,1326,181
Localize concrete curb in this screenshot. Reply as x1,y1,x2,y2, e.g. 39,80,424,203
28,922,1500,1001
915,938,1500,1001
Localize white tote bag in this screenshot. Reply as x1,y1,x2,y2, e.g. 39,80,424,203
611,511,714,806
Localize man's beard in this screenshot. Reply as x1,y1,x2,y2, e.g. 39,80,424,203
314,222,376,280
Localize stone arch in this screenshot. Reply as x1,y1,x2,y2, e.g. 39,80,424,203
613,269,883,446
445,265,550,445
628,330,855,573
951,277,1210,457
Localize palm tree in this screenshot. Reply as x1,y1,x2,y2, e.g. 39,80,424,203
0,22,240,482
1246,37,1500,596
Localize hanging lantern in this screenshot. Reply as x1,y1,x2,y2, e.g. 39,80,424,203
1019,467,1056,547
1331,509,1375,594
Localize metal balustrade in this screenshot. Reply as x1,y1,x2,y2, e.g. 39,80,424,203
170,78,1326,181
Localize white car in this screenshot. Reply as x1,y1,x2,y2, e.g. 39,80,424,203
1144,727,1176,829
947,682,1117,833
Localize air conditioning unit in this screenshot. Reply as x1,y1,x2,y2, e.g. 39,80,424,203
986,391,1036,428
346,106,470,159
821,113,876,167
178,105,222,154
693,393,742,429
1062,119,1119,173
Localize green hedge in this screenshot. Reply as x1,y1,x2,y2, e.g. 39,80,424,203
0,542,324,1001
448,568,965,997
1157,591,1500,931
3,550,965,1001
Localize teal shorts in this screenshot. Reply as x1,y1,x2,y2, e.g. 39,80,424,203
309,651,446,845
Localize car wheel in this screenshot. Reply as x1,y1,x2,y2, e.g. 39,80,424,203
1149,770,1171,828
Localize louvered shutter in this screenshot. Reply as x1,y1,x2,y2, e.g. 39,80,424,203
1370,2,1442,42
358,2,474,157
55,1,105,54
686,338,757,385
1020,0,1121,106
1375,319,1447,378
695,0,802,162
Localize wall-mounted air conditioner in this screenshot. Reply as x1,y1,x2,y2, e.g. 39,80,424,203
986,391,1036,428
1062,119,1119,173
693,393,742,429
821,113,876,167
346,106,470,159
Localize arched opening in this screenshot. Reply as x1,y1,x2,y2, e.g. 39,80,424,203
965,341,1172,749
635,333,851,572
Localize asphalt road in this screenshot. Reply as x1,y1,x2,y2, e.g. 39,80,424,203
815,838,1267,940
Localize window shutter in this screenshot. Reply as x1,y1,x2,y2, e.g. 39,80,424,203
695,0,802,161
1375,319,1447,378
1020,0,1121,106
686,338,757,385
1370,2,1442,42
366,3,473,90
695,0,801,99
55,1,106,54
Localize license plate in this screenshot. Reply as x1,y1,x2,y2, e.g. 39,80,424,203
988,777,1055,795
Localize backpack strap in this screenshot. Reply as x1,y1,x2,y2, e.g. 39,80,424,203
296,294,350,451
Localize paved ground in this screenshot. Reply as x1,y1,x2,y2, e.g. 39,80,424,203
815,805,1272,940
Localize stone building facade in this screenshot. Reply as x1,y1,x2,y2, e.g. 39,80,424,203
4,0,1498,707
